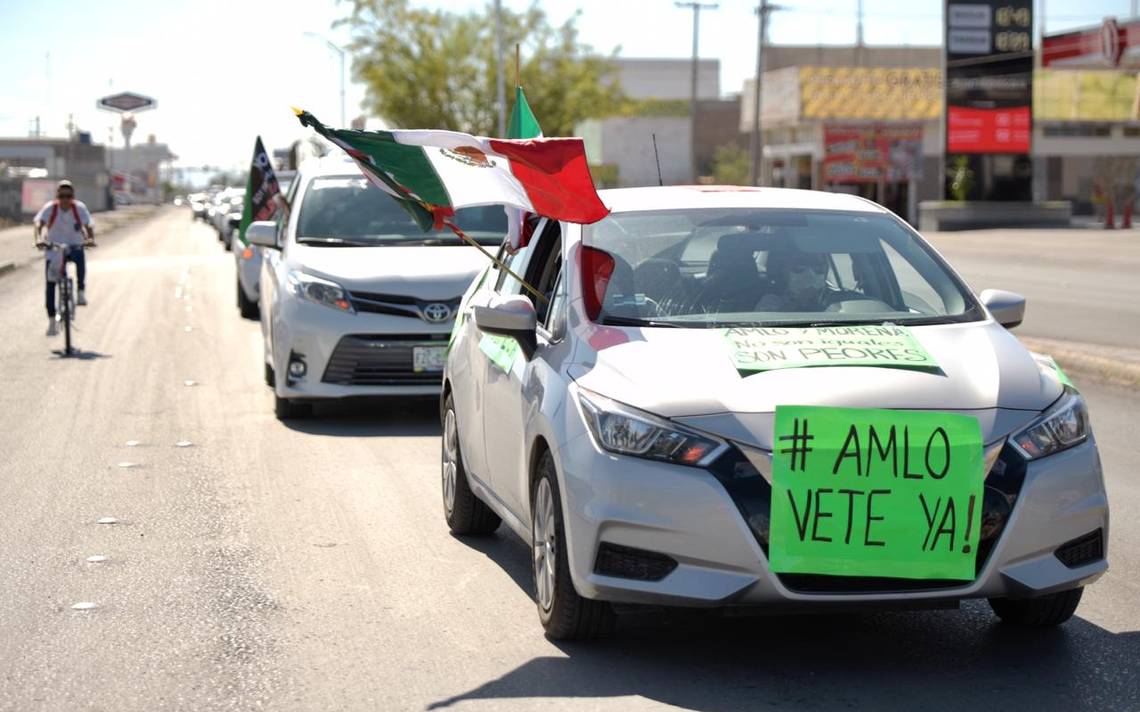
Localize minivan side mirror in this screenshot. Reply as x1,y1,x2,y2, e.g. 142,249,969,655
980,289,1026,329
246,220,278,249
474,294,537,359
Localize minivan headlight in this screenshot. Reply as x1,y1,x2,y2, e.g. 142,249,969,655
1011,390,1090,461
577,388,725,467
287,270,354,313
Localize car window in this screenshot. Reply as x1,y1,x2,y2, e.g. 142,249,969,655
525,224,562,327
581,208,983,328
296,175,506,246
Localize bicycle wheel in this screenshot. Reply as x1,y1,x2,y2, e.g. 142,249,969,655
61,278,73,354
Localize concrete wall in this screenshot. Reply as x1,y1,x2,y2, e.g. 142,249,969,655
578,116,691,187
0,139,110,212
762,45,941,72
613,58,720,100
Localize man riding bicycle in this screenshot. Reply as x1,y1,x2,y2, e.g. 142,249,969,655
34,180,95,336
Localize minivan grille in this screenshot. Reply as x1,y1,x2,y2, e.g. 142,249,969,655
321,334,447,386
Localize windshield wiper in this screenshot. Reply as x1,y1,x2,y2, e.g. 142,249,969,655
297,237,375,247
599,315,681,328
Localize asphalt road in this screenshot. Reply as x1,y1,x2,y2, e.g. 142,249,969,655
925,227,1140,350
0,209,1137,712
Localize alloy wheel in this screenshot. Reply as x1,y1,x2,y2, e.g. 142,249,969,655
442,408,458,516
533,478,557,612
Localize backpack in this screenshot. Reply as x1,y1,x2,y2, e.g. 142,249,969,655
47,200,82,230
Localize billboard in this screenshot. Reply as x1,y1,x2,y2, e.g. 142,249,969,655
1043,18,1140,69
944,0,1033,199
822,124,924,184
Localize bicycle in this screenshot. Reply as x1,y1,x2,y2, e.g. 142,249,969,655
38,239,94,357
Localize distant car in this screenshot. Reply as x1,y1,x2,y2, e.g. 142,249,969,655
440,186,1108,640
189,193,210,221
235,170,296,320
211,188,245,245
246,156,506,419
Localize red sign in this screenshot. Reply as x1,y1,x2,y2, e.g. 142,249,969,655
1043,17,1140,68
822,124,923,184
947,106,1030,153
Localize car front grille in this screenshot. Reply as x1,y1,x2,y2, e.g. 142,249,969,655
348,290,461,322
707,441,1027,595
321,334,448,386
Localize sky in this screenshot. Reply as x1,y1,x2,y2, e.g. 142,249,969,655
0,0,1131,173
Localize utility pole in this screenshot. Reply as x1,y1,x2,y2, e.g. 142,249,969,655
748,1,780,185
494,0,506,137
677,1,717,183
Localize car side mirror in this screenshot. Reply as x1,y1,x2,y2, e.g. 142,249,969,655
980,289,1025,329
246,220,278,249
474,294,537,359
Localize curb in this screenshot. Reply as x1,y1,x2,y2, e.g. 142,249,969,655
1019,336,1140,388
0,261,14,276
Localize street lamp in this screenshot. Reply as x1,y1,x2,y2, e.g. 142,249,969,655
304,31,346,127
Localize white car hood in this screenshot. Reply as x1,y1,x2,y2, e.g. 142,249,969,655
570,321,1062,448
292,244,487,299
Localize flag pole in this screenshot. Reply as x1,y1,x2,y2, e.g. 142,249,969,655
515,43,521,88
443,220,548,304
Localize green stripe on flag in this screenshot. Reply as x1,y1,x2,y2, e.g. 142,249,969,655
343,129,453,208
508,86,542,139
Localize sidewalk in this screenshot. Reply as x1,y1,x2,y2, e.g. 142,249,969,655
0,205,160,277
1020,336,1140,389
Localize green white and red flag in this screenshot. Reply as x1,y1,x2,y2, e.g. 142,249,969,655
293,108,608,230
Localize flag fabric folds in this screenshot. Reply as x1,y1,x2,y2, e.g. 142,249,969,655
238,136,281,246
293,109,608,230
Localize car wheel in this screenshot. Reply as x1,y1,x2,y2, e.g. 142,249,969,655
532,451,615,640
238,278,259,320
989,587,1083,627
441,395,501,535
274,395,311,420
264,362,275,388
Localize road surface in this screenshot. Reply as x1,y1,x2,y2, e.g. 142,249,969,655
0,210,1136,711
926,227,1140,350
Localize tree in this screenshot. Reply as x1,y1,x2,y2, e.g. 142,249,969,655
337,0,626,137
710,143,749,186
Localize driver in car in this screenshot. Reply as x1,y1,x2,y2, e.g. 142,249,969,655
757,250,847,312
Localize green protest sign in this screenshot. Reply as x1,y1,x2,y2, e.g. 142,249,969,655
479,334,520,374
769,405,984,581
722,326,938,372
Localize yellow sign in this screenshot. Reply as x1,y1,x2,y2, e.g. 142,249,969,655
799,67,943,121
1035,70,1140,121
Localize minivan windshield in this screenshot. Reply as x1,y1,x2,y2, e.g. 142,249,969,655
296,175,506,246
582,208,984,328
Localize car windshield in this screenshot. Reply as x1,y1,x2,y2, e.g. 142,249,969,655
582,208,985,328
296,175,506,246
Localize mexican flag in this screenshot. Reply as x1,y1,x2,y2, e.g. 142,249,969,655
506,86,542,250
508,85,542,139
293,109,608,230
237,136,281,246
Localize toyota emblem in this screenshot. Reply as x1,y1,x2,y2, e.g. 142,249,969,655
422,303,452,323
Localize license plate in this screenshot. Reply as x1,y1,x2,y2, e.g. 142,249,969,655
413,345,446,373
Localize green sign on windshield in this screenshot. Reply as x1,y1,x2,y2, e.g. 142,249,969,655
722,325,938,372
769,405,984,581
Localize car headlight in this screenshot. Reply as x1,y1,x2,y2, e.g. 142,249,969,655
577,388,725,467
1010,389,1090,461
286,271,354,313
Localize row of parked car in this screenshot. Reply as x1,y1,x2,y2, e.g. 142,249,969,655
185,151,1108,641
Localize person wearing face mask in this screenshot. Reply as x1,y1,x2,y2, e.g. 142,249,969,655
33,180,96,336
757,250,838,312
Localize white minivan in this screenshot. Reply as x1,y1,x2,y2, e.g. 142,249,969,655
246,155,505,419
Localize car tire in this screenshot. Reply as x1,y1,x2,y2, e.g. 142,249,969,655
264,362,275,388
238,278,259,320
274,395,311,420
532,451,615,640
441,395,501,535
989,587,1084,627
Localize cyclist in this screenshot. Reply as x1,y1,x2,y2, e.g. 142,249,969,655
33,180,95,336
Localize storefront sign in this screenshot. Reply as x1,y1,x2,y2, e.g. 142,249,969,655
822,124,924,184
